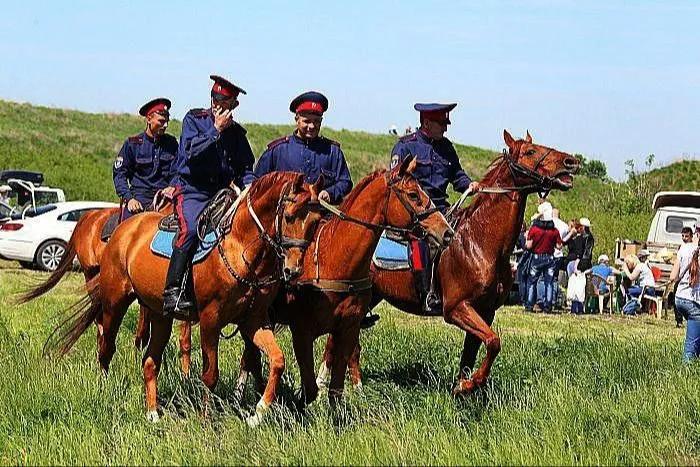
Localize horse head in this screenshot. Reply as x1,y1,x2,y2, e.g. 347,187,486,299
277,173,324,282
502,129,580,193
386,155,454,249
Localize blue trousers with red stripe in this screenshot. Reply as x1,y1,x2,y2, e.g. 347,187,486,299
173,187,210,253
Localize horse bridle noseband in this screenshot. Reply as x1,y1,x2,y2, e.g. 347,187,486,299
503,147,557,194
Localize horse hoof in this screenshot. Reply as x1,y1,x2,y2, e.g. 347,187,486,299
452,378,477,396
146,410,160,423
246,400,269,428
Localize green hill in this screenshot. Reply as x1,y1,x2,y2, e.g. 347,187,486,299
0,100,496,202
2,99,699,258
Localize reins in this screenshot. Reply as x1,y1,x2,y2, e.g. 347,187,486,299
446,147,557,218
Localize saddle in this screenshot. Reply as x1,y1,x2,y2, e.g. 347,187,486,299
100,213,120,242
150,189,240,264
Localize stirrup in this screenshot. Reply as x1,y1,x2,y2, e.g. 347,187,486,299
425,291,442,313
163,287,194,319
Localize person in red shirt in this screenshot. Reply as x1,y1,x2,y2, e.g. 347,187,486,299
525,204,563,313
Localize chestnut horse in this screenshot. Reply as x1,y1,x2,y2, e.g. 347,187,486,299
47,172,323,423
235,156,454,407
18,199,188,367
318,130,579,394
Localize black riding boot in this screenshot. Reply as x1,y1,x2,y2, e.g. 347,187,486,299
163,246,196,319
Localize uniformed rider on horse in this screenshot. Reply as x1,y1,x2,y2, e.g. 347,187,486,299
113,97,178,221
254,91,352,204
387,102,481,315
162,75,256,318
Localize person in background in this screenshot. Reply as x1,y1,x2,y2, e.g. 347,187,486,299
514,221,530,305
590,254,622,310
551,207,569,307
564,219,583,279
670,226,700,363
0,186,10,203
675,226,695,326
577,217,595,272
524,203,562,313
622,253,656,300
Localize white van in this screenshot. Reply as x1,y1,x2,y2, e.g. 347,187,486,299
646,191,700,245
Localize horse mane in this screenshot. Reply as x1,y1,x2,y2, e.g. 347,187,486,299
451,140,525,225
325,169,387,235
248,171,303,201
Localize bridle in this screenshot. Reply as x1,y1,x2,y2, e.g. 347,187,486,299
216,181,317,291
319,171,443,239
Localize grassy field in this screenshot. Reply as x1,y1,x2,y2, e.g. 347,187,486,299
1,261,699,465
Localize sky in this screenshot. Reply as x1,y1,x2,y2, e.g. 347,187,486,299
1,0,698,180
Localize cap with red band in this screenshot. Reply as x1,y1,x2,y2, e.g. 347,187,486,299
289,91,329,115
210,74,247,101
414,102,457,124
139,97,171,117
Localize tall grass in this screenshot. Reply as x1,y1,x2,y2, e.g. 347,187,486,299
1,263,698,465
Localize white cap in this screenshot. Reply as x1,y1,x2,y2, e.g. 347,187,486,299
598,254,609,263
580,217,591,227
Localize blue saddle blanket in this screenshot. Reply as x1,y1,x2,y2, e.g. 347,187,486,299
372,234,410,270
150,230,219,263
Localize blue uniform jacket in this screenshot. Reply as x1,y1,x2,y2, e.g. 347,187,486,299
390,131,471,210
254,133,353,204
173,108,255,194
113,131,178,201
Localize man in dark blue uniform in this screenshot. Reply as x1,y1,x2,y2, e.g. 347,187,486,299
390,103,480,314
113,97,178,221
163,75,255,318
254,91,352,204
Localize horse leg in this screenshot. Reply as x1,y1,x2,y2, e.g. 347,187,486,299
134,305,151,350
458,308,495,377
96,295,132,376
198,311,221,418
328,325,361,407
319,334,363,390
291,327,318,407
444,300,501,395
244,327,285,427
178,320,192,379
316,334,334,389
235,337,265,401
142,312,174,423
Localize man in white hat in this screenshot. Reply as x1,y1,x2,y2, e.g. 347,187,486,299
524,203,563,313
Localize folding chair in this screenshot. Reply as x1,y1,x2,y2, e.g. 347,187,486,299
589,273,613,314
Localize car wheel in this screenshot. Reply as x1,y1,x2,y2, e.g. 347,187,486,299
36,240,67,272
19,261,36,270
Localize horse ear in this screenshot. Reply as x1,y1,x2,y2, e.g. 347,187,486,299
310,174,324,199
503,129,515,151
292,174,305,194
525,130,532,143
397,154,415,177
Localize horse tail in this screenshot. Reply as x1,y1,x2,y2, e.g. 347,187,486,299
43,275,102,358
17,236,78,304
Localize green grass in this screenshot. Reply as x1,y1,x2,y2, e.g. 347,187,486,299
1,262,699,465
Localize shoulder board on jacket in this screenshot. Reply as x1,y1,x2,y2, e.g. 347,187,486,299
320,136,340,147
399,133,418,143
267,135,290,150
190,108,209,118
128,135,144,144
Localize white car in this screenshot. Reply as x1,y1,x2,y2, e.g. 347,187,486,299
0,201,118,271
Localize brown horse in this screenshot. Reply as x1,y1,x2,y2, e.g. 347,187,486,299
235,156,454,407
18,200,188,367
47,172,323,423
318,130,579,394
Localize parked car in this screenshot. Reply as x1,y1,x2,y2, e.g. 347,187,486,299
0,201,118,271
0,169,66,214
